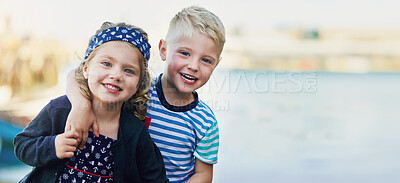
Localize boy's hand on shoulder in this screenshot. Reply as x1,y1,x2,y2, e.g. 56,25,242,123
65,105,99,150
55,130,80,159
65,69,99,150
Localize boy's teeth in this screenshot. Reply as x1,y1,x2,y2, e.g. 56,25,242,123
105,84,120,91
181,74,197,82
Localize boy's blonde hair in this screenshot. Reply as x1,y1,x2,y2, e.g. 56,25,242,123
166,6,225,50
75,22,151,120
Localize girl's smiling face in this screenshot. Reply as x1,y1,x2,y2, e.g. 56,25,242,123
84,41,141,106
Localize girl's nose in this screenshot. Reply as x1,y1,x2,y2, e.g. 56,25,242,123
109,70,123,81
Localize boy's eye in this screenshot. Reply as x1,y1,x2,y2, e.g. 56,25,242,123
102,62,111,67
201,58,212,64
180,51,189,56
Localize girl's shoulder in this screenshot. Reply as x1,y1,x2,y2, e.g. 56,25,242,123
48,95,71,109
41,95,71,118
119,108,147,134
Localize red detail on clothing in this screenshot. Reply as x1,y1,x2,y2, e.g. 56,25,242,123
144,117,151,130
65,164,113,178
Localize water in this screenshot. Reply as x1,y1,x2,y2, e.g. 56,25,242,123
0,165,31,182
207,71,400,183
1,71,400,182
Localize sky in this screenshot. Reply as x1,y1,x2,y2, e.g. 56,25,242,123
1,2,400,181
1,0,400,45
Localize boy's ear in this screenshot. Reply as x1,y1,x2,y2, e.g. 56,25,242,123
214,57,222,67
83,64,89,79
159,39,167,61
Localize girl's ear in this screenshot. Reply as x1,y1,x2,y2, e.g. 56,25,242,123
83,64,89,79
159,39,167,61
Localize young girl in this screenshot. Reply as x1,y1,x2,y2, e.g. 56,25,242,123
13,22,168,183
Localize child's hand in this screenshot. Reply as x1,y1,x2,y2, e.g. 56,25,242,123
65,70,99,150
65,105,99,150
55,131,80,159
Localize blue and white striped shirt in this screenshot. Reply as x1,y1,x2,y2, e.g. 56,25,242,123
145,74,219,182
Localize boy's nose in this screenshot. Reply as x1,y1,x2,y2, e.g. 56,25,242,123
187,59,199,71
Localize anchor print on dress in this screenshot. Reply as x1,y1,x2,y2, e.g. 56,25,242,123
68,168,74,175
58,131,115,182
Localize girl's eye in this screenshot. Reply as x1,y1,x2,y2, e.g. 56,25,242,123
124,69,135,75
180,51,189,56
202,58,212,64
102,62,111,67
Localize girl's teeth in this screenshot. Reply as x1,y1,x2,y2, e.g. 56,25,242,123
105,84,120,91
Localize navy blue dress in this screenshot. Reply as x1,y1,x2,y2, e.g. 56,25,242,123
58,131,116,182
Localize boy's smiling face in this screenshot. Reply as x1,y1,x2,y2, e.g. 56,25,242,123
159,31,222,97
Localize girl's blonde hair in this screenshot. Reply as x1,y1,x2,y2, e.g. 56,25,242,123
75,22,151,120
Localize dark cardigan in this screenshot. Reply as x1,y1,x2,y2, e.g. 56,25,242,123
14,95,168,183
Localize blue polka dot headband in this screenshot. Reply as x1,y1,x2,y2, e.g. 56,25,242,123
84,26,150,67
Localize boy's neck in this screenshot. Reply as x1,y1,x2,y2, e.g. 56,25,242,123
161,76,195,107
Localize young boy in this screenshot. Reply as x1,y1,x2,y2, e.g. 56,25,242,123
66,6,225,182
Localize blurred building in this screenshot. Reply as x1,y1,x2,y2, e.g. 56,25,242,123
221,27,400,72
0,17,69,126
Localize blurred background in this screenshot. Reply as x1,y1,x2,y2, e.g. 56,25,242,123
1,0,400,182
